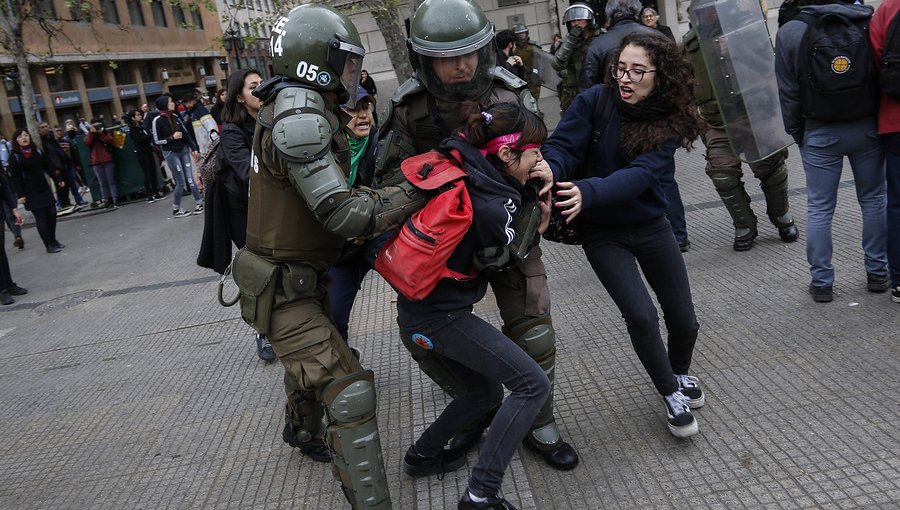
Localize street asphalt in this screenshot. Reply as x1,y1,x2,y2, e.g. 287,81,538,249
0,94,897,509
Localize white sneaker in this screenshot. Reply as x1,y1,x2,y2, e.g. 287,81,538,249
173,209,191,218
193,204,204,215
663,391,699,438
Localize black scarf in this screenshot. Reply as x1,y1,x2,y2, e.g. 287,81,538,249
615,93,674,123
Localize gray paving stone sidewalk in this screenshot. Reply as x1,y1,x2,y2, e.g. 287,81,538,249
1,95,897,509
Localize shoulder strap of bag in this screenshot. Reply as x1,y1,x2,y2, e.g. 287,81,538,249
590,86,615,145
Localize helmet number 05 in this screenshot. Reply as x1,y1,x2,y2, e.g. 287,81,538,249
295,61,319,82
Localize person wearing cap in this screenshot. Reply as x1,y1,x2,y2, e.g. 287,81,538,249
552,2,603,112
327,84,379,342
512,23,545,116
640,7,675,40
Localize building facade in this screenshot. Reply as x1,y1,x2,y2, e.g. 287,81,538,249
1,0,226,135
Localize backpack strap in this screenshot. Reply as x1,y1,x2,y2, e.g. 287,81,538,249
590,86,615,145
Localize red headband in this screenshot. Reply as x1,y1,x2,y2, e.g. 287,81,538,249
479,133,540,157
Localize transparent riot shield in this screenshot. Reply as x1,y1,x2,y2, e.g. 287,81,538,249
689,0,793,162
532,47,561,91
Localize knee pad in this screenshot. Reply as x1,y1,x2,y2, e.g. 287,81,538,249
505,316,558,432
322,370,391,509
505,316,556,364
708,171,743,193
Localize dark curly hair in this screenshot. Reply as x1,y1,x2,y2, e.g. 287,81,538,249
605,32,706,161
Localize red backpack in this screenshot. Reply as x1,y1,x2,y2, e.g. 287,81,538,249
374,149,475,301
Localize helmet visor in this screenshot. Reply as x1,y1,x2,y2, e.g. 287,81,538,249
414,43,496,103
562,5,594,24
327,35,366,104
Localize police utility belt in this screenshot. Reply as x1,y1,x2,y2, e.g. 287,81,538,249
222,247,318,335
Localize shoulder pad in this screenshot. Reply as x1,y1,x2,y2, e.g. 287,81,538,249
391,76,426,104
270,87,335,163
492,66,528,91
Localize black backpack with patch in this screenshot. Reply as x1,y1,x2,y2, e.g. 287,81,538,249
881,9,900,99
795,7,879,122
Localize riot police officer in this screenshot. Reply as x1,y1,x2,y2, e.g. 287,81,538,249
375,0,579,472
552,3,602,113
234,5,424,508
685,0,799,251
513,23,544,117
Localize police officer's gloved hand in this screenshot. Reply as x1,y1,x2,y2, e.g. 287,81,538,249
567,25,584,40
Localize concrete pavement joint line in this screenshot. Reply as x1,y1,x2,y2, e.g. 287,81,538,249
0,275,218,313
0,317,242,361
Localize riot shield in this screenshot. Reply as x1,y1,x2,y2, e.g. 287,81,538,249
532,47,561,91
689,0,793,163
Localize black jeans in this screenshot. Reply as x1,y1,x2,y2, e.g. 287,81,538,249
0,221,12,290
399,310,550,499
581,216,699,395
136,151,160,196
31,205,59,249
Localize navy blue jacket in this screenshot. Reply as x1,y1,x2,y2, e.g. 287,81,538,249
542,85,679,226
397,138,521,318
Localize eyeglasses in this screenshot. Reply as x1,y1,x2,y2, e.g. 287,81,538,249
610,65,657,82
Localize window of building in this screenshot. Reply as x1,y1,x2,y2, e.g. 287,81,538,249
127,0,145,26
136,61,155,83
191,9,204,29
100,0,120,24
82,63,109,89
172,5,186,28
45,66,73,93
150,0,167,27
70,1,91,22
33,0,56,18
112,63,132,85
497,0,528,6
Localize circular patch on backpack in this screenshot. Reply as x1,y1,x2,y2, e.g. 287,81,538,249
831,56,851,74
411,333,434,350
316,72,332,87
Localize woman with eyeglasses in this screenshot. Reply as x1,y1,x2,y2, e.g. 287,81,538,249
640,7,675,41
541,32,707,438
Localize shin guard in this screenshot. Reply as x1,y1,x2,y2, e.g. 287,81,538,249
322,370,391,509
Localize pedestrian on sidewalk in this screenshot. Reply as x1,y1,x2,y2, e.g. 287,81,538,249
0,133,24,250
775,0,888,303
152,95,203,218
870,0,900,303
196,68,274,363
126,110,164,203
84,120,120,209
8,130,65,253
542,32,707,438
0,165,27,305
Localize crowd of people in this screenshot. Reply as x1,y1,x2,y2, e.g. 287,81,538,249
3,0,898,509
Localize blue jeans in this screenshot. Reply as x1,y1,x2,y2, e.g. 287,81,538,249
800,119,887,287
581,216,699,396
398,310,549,499
327,249,372,341
884,132,900,286
163,148,201,210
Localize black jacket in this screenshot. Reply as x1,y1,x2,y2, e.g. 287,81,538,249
129,123,155,154
581,17,658,90
396,138,522,319
152,112,197,153
8,148,56,211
